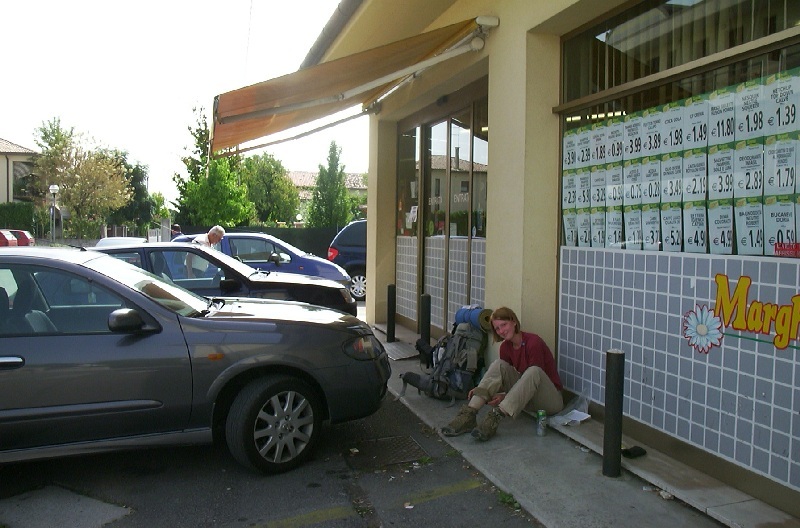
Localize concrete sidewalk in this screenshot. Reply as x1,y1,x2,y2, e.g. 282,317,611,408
373,322,800,528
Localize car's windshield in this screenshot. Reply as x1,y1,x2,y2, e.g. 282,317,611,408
84,253,209,316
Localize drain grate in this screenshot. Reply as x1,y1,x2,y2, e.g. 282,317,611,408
345,435,429,470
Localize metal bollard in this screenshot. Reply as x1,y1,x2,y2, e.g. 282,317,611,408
386,284,396,343
602,349,625,477
419,293,431,346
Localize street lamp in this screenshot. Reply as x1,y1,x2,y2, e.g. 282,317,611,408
49,184,59,244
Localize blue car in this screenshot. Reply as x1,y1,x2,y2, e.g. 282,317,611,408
174,232,351,288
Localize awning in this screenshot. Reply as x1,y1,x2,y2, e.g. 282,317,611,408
211,16,498,155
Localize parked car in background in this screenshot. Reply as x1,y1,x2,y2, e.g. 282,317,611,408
0,247,390,473
0,230,18,247
8,230,35,246
173,232,351,288
94,242,356,315
94,236,148,247
327,220,367,301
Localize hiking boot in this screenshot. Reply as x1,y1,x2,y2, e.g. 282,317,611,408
471,407,505,441
441,405,478,436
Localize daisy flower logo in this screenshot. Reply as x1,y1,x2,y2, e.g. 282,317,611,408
683,304,724,354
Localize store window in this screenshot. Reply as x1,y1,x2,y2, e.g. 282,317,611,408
560,0,800,256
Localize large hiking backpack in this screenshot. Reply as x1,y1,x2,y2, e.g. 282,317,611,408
399,322,487,403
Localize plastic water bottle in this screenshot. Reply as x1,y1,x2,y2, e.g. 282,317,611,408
536,410,547,436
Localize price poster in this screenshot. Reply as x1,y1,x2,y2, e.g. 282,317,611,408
660,202,683,252
577,206,592,247
734,196,764,255
576,166,592,209
591,165,607,208
735,78,766,141
764,195,796,256
764,69,800,136
683,201,708,253
641,107,663,158
623,157,642,206
708,142,735,200
562,128,577,171
764,132,797,196
641,203,661,251
708,87,736,146
606,205,624,248
683,94,709,149
661,101,685,154
605,161,624,207
624,204,643,250
605,116,624,163
708,199,734,255
733,138,764,199
562,209,577,246
660,151,683,203
575,125,592,169
562,169,577,210
683,148,708,200
591,121,609,167
641,155,661,205
591,207,606,247
623,111,643,160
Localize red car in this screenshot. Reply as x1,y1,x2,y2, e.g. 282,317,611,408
9,230,35,246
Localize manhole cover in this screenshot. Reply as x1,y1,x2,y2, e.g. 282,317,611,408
345,435,428,470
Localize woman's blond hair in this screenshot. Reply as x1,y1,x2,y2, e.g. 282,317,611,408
489,306,520,342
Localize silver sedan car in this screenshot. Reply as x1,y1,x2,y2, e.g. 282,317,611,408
0,247,390,473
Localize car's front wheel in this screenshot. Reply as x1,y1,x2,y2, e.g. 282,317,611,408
226,375,322,473
349,269,366,301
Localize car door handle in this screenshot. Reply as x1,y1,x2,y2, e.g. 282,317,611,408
0,356,25,369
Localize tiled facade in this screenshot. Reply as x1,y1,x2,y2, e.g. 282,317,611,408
558,247,800,491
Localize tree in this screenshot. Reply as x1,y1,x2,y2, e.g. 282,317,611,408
241,153,299,225
307,141,351,228
106,151,155,233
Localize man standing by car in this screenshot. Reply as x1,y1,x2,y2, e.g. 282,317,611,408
187,226,226,278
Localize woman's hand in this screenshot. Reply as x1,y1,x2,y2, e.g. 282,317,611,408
488,392,506,406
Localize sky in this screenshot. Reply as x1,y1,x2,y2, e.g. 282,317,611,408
1,1,369,203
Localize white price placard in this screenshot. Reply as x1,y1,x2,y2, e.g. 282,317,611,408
562,209,577,246
605,206,624,248
733,139,764,199
562,169,577,210
764,133,797,196
641,156,661,205
591,207,606,247
605,162,624,207
623,158,642,206
683,148,708,200
641,204,661,251
660,152,683,203
661,101,685,154
683,94,709,149
590,165,607,207
683,201,708,253
641,107,663,158
764,195,796,255
708,87,736,146
605,117,624,163
623,112,643,160
624,205,642,250
708,142,735,200
708,199,734,255
577,208,592,247
734,197,764,255
660,203,683,252
735,78,766,141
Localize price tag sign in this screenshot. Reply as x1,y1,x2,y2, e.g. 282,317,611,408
764,195,796,256
624,204,643,250
641,204,661,251
623,111,643,159
733,138,764,199
591,207,606,247
708,142,735,200
605,117,624,163
562,169,577,210
683,94,709,149
660,203,683,252
708,199,734,255
660,151,683,203
661,101,685,154
709,87,736,146
734,197,764,255
735,79,766,142
562,128,577,171
605,206,624,248
641,107,663,158
641,156,661,205
623,158,642,206
576,167,592,209
590,165,607,207
764,133,797,196
683,148,708,200
764,69,800,136
683,201,708,253
577,208,592,247
562,209,577,246
575,125,592,169
605,161,623,207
